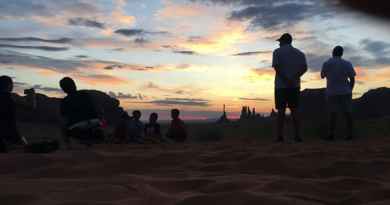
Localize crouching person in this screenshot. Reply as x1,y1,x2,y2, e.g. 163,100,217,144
59,77,104,149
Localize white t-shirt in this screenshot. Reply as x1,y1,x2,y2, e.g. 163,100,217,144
272,45,307,89
321,57,356,96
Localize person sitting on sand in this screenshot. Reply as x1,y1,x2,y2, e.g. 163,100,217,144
127,110,145,143
144,112,164,143
166,109,187,142
59,77,102,148
0,76,23,153
321,46,356,141
113,111,130,144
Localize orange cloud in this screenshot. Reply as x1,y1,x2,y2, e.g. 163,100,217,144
179,21,248,54
111,0,136,26
74,73,129,86
156,0,205,19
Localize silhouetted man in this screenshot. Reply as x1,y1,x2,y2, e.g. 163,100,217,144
59,77,101,148
0,76,21,152
321,46,356,140
128,110,144,143
166,109,187,142
272,33,308,142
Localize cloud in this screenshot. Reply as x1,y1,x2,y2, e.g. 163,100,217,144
149,98,209,107
68,17,105,29
0,49,83,71
108,91,138,100
360,39,390,56
143,81,199,96
251,68,275,77
103,64,159,71
192,0,333,29
239,97,270,101
111,0,136,26
75,73,128,86
0,37,72,44
178,21,248,54
0,49,191,74
114,29,168,37
173,50,198,55
337,0,390,19
134,38,149,45
156,0,206,19
232,50,272,56
0,0,99,19
0,44,69,51
32,84,62,92
75,55,88,58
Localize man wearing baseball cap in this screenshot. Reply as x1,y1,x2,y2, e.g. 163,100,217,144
272,33,308,142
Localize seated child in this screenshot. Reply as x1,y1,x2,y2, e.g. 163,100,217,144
166,109,187,142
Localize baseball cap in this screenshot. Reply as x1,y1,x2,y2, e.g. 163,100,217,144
276,33,293,43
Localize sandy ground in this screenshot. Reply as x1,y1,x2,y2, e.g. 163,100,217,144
1,138,390,205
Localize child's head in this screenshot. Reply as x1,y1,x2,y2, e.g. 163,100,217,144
59,77,77,94
121,111,130,119
132,110,141,120
149,113,158,123
0,75,13,93
171,109,180,120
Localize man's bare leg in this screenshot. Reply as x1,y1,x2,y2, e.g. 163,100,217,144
290,108,302,142
276,108,286,142
344,112,354,140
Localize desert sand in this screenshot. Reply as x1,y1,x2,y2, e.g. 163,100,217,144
1,137,390,205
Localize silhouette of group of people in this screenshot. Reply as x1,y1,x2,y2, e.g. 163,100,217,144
60,77,188,149
0,76,188,152
0,32,358,152
113,109,187,145
273,33,356,142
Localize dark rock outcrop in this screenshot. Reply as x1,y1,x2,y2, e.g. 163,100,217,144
299,88,328,119
353,87,390,119
13,90,123,125
299,87,390,120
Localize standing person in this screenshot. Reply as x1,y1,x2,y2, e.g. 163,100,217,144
128,110,144,143
0,76,22,152
144,112,163,143
59,77,102,148
272,33,308,143
321,46,356,141
166,109,187,142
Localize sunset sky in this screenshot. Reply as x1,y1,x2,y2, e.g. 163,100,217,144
1,0,390,120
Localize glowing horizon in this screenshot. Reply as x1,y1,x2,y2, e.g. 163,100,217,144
1,0,390,120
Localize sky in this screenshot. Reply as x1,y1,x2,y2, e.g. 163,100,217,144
1,0,390,120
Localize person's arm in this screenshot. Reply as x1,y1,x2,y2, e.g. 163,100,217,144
349,77,355,91
348,63,356,91
292,54,308,80
272,51,291,84
298,55,308,77
321,61,328,79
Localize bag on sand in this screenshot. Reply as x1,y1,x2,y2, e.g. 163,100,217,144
24,139,60,153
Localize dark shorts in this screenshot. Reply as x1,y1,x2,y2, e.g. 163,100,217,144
327,94,352,113
275,88,300,110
